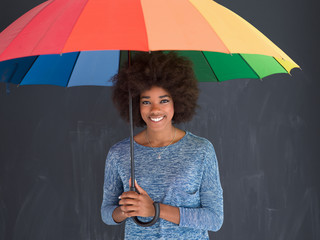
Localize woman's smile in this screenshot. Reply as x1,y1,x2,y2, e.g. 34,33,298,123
149,115,165,122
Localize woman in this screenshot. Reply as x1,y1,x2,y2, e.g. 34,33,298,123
101,51,223,239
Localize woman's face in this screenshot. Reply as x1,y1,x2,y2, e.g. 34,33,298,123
140,86,174,131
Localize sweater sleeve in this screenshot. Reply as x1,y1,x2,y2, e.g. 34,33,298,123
101,148,124,225
179,142,224,231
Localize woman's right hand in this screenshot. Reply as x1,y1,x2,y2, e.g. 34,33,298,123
119,179,155,218
112,178,180,225
112,179,156,223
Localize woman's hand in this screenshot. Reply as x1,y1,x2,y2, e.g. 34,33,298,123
118,179,155,218
112,178,180,225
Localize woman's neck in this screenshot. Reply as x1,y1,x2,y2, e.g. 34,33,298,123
146,125,176,147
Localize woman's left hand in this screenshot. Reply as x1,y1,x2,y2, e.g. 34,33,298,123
118,179,155,218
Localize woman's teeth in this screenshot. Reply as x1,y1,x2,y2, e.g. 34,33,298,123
150,116,164,122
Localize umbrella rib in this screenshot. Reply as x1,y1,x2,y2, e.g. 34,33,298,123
30,0,68,55
18,56,39,86
118,51,122,74
188,0,231,54
273,57,291,75
4,60,22,85
200,51,220,82
138,0,150,50
60,0,91,54
65,52,81,87
238,53,261,80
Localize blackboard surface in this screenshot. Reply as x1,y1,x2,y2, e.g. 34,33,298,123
1,1,319,240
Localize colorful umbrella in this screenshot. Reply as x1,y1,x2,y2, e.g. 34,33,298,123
0,0,300,227
0,0,299,87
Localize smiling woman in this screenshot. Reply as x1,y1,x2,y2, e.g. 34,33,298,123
101,51,224,239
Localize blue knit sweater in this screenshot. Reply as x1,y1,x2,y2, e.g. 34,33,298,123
101,131,223,239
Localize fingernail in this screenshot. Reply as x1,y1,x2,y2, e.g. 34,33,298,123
118,196,122,199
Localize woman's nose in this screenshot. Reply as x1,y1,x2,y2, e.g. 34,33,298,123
150,104,160,113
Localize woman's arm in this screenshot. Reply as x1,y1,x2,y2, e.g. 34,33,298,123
114,198,181,225
178,143,224,231
159,203,180,224
101,150,124,225
114,202,180,225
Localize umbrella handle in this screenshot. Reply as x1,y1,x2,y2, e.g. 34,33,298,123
130,187,160,227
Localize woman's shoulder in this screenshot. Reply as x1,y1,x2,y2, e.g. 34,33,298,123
108,137,130,153
184,132,217,163
184,131,214,149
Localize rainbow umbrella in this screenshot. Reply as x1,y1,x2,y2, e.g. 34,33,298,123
0,0,299,227
0,0,299,87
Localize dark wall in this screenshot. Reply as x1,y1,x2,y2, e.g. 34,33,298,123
0,1,319,240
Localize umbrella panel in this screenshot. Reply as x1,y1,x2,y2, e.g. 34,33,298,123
68,50,119,87
0,56,37,84
0,50,295,87
241,54,288,79
167,51,291,82
22,53,79,87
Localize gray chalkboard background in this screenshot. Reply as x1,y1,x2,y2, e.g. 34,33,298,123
0,0,319,239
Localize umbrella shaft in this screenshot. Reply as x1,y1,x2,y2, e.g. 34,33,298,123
129,90,135,189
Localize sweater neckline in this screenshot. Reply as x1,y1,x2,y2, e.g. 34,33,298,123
133,131,189,149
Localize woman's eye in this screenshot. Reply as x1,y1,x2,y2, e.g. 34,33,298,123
141,101,150,105
160,99,169,104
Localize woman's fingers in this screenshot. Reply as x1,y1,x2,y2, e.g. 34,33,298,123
129,178,132,188
119,191,141,215
119,201,143,217
119,190,139,200
134,180,147,194
119,180,155,217
119,197,139,206
120,204,138,213
120,204,154,218
118,193,155,217
128,178,147,195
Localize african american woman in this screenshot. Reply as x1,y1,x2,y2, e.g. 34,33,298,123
101,51,223,239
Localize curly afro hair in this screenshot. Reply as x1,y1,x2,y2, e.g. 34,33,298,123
112,51,199,127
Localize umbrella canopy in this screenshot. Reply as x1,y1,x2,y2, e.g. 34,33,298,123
0,0,299,87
